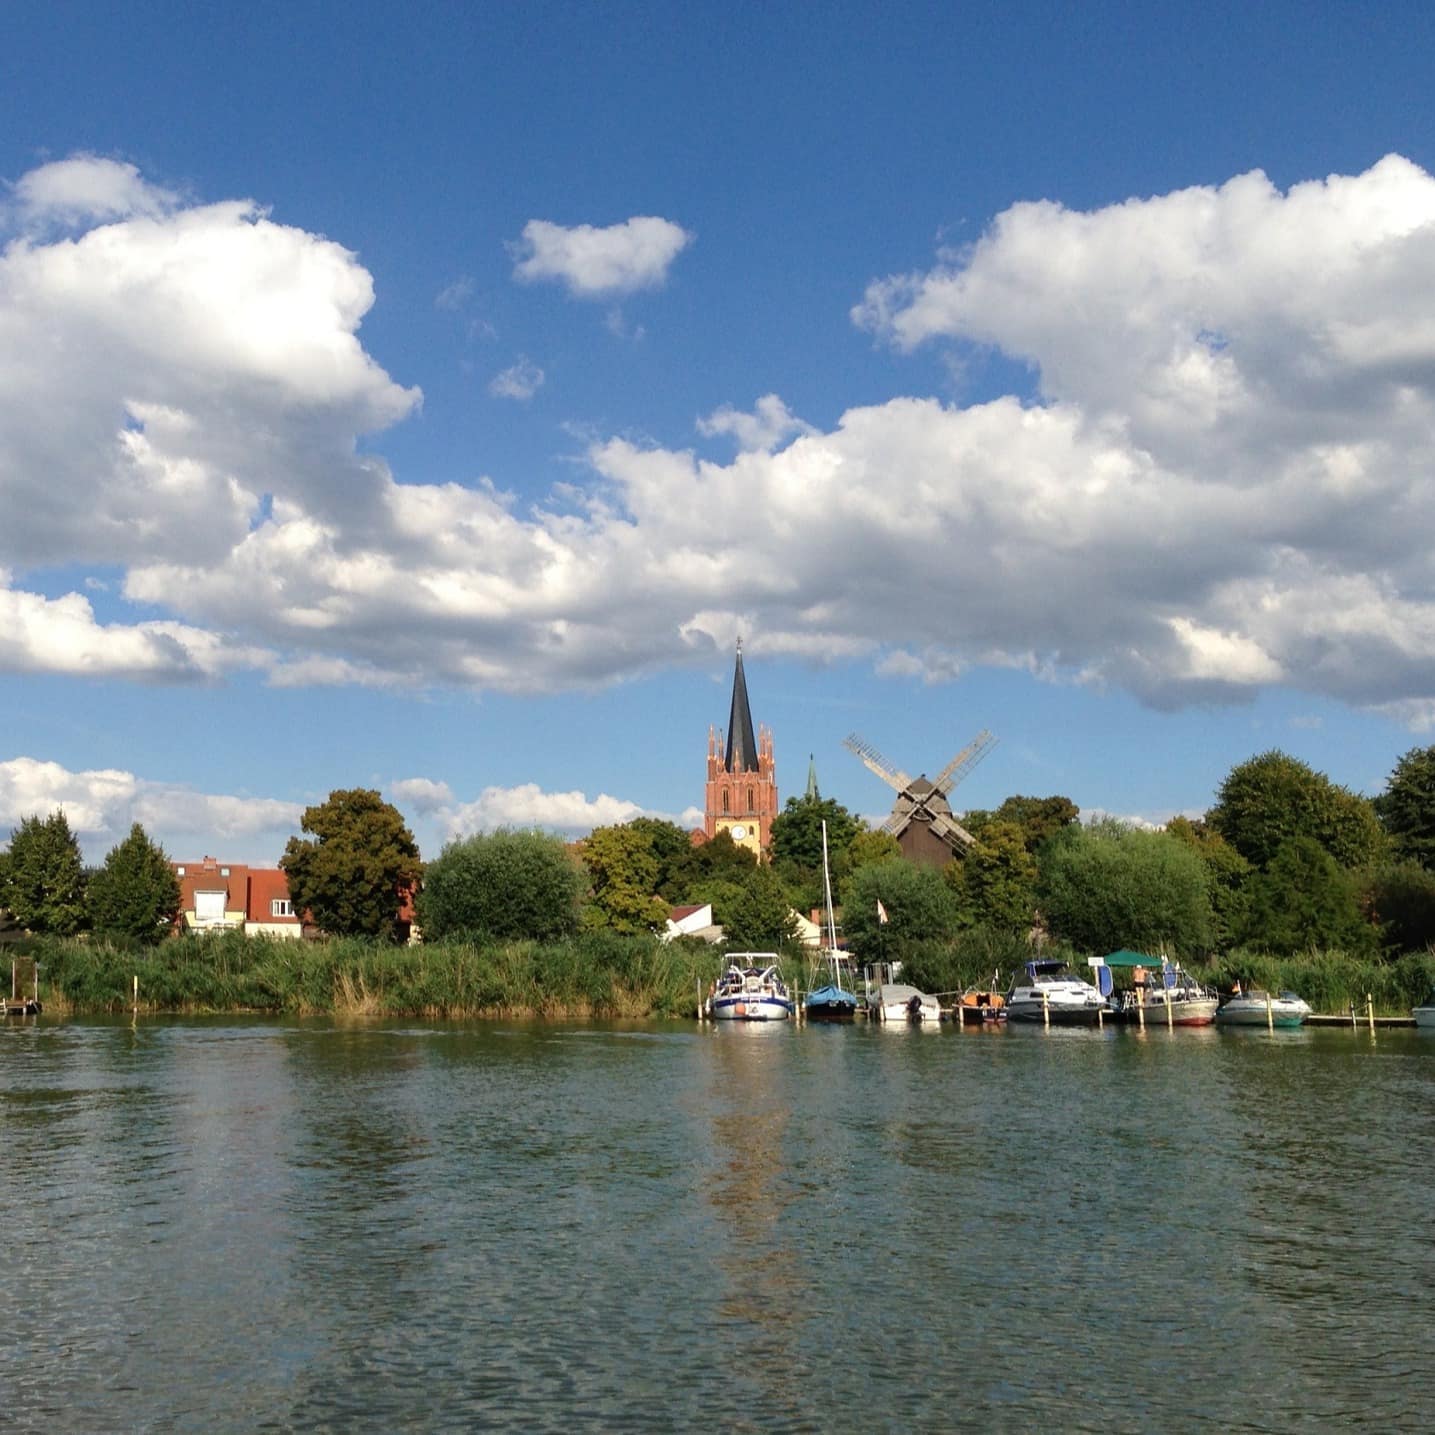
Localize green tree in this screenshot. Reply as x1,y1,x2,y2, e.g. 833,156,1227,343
1,810,87,936
845,828,902,874
87,823,181,944
625,816,696,900
950,819,1038,932
580,824,670,934
1207,750,1388,871
696,862,798,950
1166,816,1253,953
1363,862,1435,954
1374,745,1435,870
281,789,421,940
769,793,862,873
419,828,585,943
842,859,960,961
1037,819,1211,956
991,794,1081,851
1241,836,1375,956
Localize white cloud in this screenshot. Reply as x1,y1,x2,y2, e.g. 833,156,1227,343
0,756,301,864
0,584,268,681
434,276,474,310
389,777,456,813
9,154,178,227
11,154,1435,721
697,394,815,452
488,356,545,400
397,778,697,844
510,216,692,297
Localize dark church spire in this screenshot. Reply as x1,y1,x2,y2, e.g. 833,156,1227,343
724,638,760,773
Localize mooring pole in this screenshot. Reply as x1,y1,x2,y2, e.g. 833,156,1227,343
1366,992,1375,1035
1265,991,1274,1031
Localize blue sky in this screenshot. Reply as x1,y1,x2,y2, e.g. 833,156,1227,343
4,1,1435,863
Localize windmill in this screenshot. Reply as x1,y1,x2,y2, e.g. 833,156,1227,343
843,730,998,867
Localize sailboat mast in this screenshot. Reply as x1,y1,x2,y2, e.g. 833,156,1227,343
821,820,838,952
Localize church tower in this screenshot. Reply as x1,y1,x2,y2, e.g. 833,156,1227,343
704,640,778,856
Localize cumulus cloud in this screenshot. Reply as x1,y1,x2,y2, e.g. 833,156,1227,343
697,394,815,452
396,778,698,844
0,756,301,863
12,154,1435,720
488,356,545,400
510,216,692,297
9,154,178,227
0,584,268,682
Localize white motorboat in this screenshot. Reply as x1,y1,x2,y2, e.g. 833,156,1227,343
863,962,942,1022
1089,952,1217,1026
1214,991,1311,1028
709,955,795,1021
1006,959,1111,1025
1411,996,1435,1028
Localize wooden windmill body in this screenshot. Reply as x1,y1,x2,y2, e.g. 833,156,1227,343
844,730,997,867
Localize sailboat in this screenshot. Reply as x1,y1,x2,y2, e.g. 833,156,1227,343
804,821,859,1021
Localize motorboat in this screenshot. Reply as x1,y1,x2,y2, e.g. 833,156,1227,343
1214,990,1311,1028
1119,967,1219,1026
955,979,1006,1024
863,962,942,1022
1414,996,1435,1028
1006,959,1111,1025
804,821,859,1022
709,956,795,1021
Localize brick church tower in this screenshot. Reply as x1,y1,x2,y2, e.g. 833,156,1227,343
704,640,778,857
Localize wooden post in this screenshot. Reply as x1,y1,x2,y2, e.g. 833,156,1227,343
1165,987,1174,1030
1137,998,1145,1030
1265,991,1274,1031
1042,987,1050,1029
1366,993,1375,1034
1350,1002,1357,1030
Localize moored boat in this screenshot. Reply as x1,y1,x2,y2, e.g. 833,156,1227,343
1414,995,1435,1028
1006,959,1111,1025
709,955,795,1021
805,820,859,1022
1214,991,1311,1028
863,962,942,1022
955,984,1006,1024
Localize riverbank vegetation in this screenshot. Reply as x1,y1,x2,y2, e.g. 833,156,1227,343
8,746,1435,1018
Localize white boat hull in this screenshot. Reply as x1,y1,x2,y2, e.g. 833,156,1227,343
1125,995,1219,1026
867,984,941,1022
1215,995,1310,1027
711,996,794,1021
1411,1005,1435,1028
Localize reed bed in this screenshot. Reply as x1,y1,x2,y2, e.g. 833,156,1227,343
25,930,718,1019
20,931,1435,1018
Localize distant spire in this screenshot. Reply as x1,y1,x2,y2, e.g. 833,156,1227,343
805,753,820,800
724,638,759,773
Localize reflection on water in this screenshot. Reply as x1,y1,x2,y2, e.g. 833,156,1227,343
1,1016,1431,1432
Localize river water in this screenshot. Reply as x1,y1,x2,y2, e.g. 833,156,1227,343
2,1016,1430,1432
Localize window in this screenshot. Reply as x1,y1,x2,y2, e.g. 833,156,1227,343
721,790,730,813
271,898,293,918
176,865,186,876
747,786,754,813
220,866,230,877
194,890,226,923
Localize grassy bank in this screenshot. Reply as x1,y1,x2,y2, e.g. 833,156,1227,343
21,930,1435,1019
28,930,718,1020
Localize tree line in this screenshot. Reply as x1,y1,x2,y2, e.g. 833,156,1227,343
8,747,1435,969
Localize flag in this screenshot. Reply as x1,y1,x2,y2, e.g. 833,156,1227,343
876,899,889,925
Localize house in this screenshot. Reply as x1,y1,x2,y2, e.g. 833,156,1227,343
662,902,723,944
171,857,303,939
